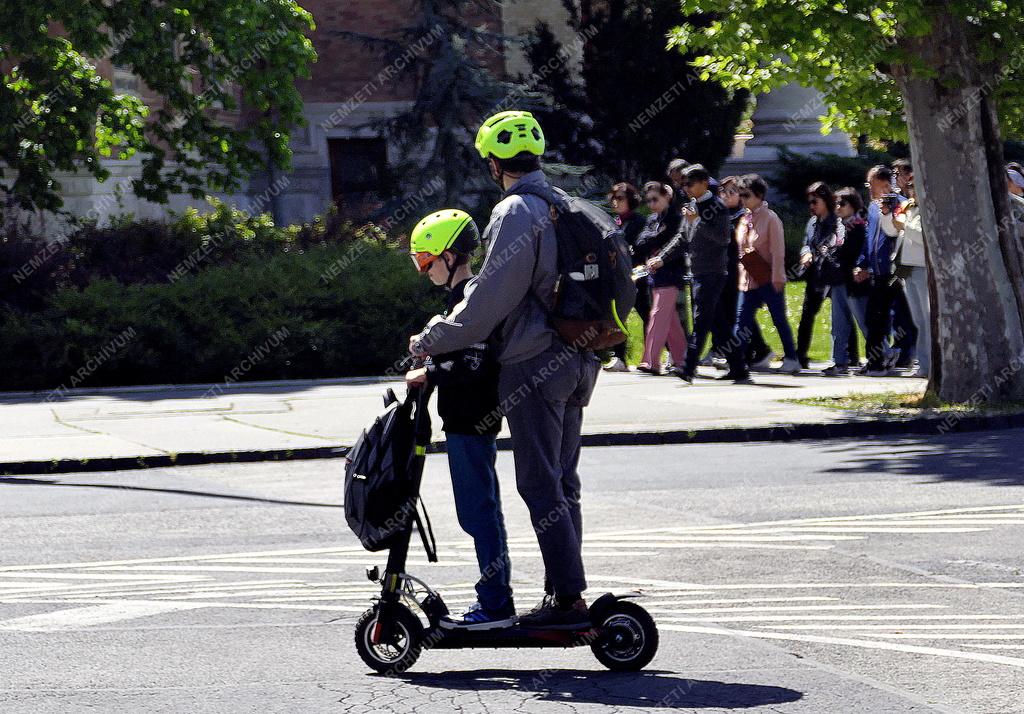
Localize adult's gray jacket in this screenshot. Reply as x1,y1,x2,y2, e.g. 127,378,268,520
413,170,559,365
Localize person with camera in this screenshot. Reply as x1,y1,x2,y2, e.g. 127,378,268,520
855,165,906,376
891,159,930,378
650,165,732,383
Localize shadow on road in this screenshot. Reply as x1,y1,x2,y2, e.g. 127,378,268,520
0,476,341,508
819,430,1024,487
394,669,802,708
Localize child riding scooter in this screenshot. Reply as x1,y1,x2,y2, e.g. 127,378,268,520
405,209,515,629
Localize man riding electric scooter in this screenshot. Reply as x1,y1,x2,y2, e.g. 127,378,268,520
410,111,601,629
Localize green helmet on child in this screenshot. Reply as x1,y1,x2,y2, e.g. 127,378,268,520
409,209,480,273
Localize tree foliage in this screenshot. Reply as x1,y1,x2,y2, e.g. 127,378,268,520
670,0,1024,403
525,0,749,183
0,0,316,214
669,0,1024,142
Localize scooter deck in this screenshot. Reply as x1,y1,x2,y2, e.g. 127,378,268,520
426,625,601,650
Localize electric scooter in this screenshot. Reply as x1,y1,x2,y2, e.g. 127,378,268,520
352,385,659,674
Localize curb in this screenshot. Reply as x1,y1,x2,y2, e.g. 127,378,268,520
3,411,1023,476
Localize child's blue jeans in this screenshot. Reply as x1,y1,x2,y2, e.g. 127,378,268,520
445,432,513,612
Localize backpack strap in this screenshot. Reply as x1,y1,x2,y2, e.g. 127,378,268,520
413,498,438,562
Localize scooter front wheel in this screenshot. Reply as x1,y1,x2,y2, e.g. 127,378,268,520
354,605,425,674
591,600,659,671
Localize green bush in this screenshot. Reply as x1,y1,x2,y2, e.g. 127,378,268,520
769,147,898,206
0,240,443,391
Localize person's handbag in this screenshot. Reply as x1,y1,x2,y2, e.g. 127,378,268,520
740,248,773,285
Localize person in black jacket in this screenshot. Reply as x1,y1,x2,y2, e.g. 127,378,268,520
406,209,513,629
605,182,650,372
650,165,732,382
821,188,869,375
637,182,687,374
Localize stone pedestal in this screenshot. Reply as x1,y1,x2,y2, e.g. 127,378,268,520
722,83,854,179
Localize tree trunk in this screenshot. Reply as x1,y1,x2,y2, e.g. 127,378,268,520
895,5,1024,403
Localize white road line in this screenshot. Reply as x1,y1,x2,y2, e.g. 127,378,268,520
0,547,364,572
0,601,207,631
659,624,1024,669
851,634,1024,640
649,603,944,614
5,598,368,613
655,614,1024,623
649,596,839,607
593,580,1024,591
767,624,1024,630
578,542,837,550
0,572,204,582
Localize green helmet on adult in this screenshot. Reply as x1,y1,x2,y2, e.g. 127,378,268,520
475,111,545,160
409,209,480,273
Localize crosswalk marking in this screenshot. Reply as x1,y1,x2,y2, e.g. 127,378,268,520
658,624,1024,669
0,602,207,632
2,502,1023,671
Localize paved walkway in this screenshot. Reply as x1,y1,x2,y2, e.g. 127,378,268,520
0,364,927,466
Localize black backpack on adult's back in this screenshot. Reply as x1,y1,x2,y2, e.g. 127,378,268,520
510,184,636,350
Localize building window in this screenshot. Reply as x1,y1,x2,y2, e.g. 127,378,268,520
112,65,140,96
328,138,389,211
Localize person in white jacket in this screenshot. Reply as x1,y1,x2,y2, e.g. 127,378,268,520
892,163,929,378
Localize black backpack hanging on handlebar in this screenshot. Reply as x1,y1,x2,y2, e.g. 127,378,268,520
343,387,436,560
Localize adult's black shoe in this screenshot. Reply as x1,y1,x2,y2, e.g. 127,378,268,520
717,370,752,383
670,366,694,384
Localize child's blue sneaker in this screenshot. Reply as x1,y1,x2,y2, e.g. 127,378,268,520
439,600,516,630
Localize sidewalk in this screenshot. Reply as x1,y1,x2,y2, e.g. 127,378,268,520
0,365,1005,474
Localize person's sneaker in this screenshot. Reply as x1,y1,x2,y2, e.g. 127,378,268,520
780,357,802,375
750,351,776,370
821,364,850,377
711,356,729,370
517,597,590,630
602,357,630,373
865,368,891,377
717,370,752,383
439,601,517,630
698,354,714,367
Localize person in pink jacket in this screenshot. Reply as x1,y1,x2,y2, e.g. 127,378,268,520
728,174,801,381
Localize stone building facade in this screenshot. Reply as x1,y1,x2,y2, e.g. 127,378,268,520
48,0,575,229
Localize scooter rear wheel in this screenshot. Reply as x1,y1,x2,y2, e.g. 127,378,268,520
354,605,425,674
590,601,658,671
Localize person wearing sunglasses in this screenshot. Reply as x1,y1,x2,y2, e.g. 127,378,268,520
638,182,688,374
796,182,853,372
730,174,800,380
604,182,649,372
406,209,514,629
832,187,870,372
712,177,772,370
653,164,733,383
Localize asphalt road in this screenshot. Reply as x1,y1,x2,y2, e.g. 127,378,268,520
2,430,1023,713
